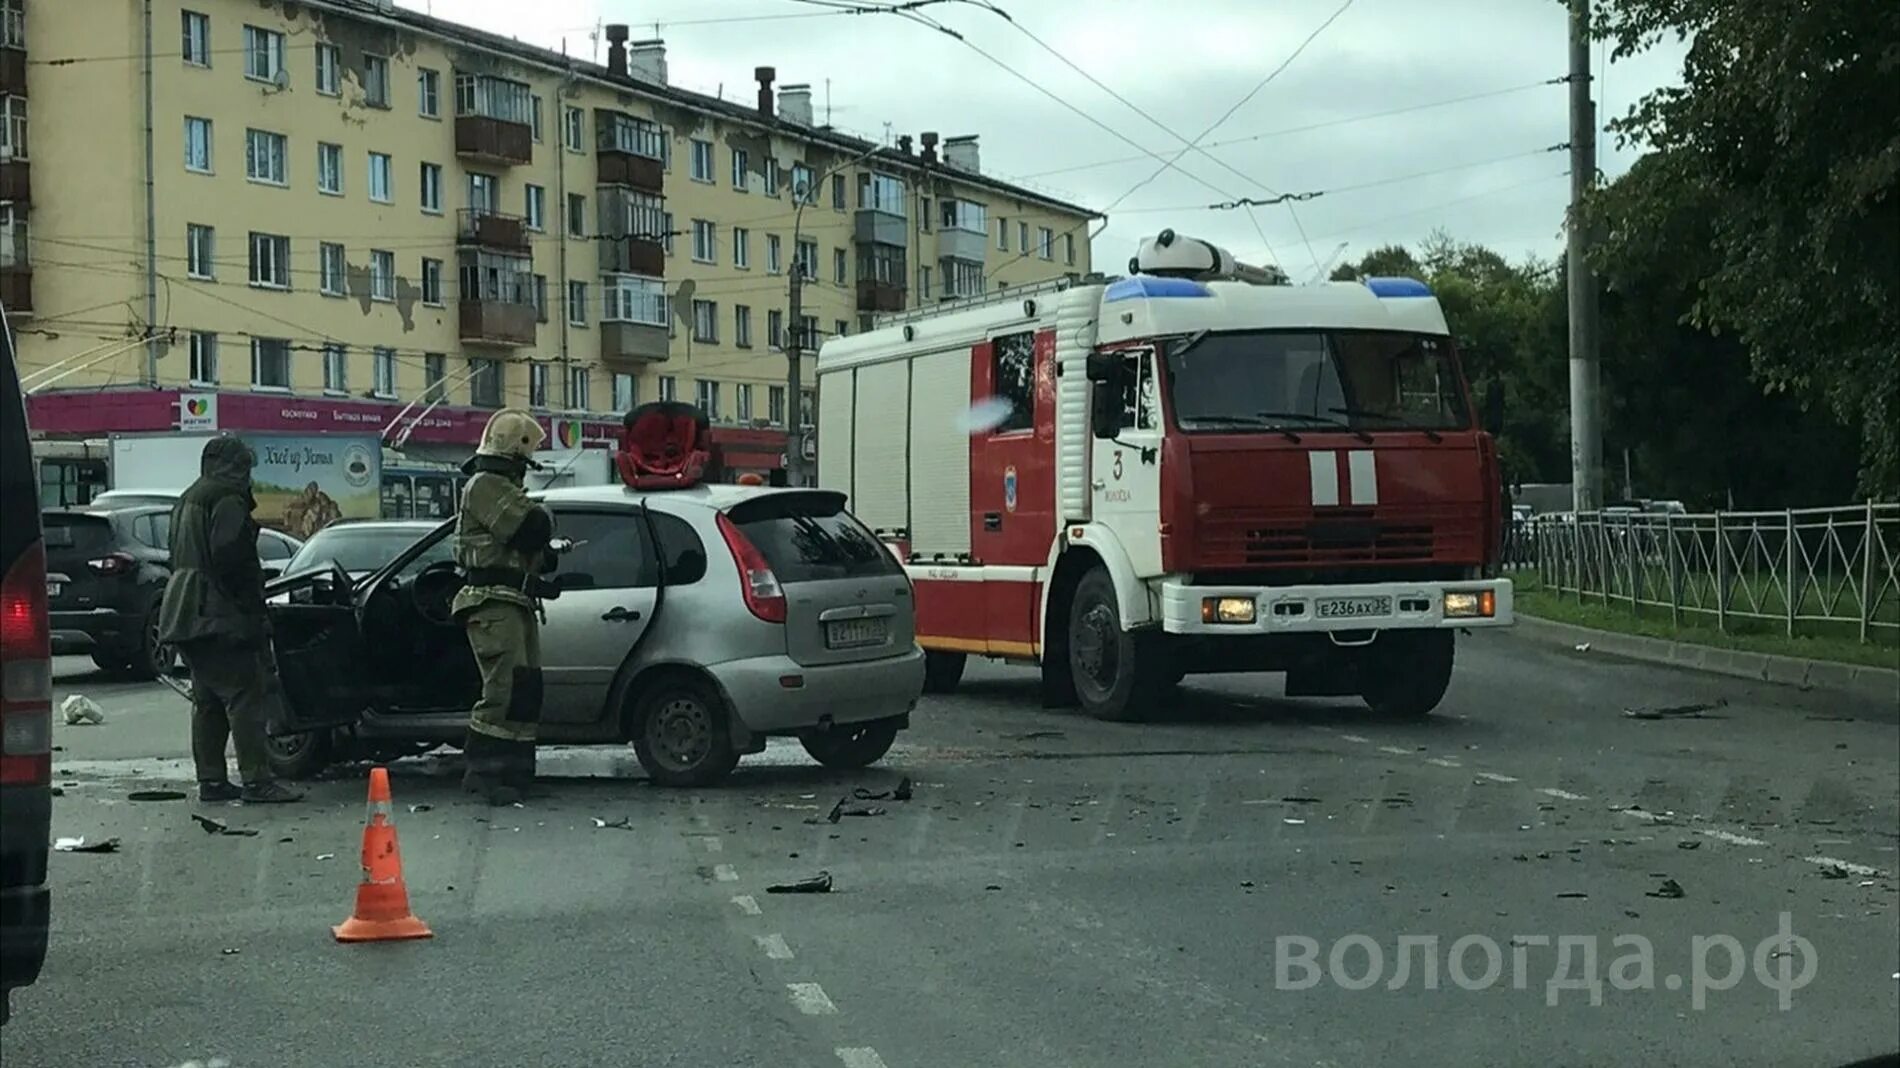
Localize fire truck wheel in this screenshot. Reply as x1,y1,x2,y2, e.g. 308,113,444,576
1358,630,1455,718
1068,568,1166,722
921,651,967,694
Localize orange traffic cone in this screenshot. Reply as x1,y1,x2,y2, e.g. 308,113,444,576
332,766,433,943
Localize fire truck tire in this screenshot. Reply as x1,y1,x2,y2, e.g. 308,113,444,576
1068,568,1167,722
1359,630,1455,718
921,651,967,694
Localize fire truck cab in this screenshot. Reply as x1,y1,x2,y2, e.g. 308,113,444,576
814,230,1512,721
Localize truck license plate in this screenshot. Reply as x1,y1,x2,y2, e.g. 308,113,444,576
1317,596,1391,619
826,618,889,649
46,579,62,598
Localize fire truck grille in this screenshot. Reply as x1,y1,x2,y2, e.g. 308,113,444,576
1197,508,1477,568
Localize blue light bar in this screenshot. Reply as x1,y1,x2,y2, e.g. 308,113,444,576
1363,276,1433,298
1105,275,1214,302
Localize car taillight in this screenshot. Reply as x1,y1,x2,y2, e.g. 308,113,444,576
715,512,787,623
87,551,136,577
0,540,54,786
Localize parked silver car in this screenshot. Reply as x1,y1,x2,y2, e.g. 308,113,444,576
262,483,925,785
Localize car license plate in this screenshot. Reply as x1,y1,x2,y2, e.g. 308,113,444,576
1317,596,1390,619
825,617,889,649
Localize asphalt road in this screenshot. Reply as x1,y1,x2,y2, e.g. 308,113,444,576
3,633,1897,1068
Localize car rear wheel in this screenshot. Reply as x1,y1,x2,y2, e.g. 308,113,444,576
799,720,899,769
921,651,966,694
264,730,333,781
122,606,174,682
90,650,131,673
632,676,740,787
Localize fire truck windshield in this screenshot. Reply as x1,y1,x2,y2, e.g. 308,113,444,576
1165,330,1471,435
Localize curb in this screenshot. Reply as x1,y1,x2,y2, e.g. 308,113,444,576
1507,614,1900,705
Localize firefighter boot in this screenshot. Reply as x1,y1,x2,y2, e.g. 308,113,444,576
461,731,522,807
502,739,551,799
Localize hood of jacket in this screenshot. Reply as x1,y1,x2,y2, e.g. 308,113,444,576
200,435,257,490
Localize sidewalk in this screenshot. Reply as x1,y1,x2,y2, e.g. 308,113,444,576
1510,613,1900,705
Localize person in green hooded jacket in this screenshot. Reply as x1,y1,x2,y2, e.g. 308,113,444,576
158,435,303,804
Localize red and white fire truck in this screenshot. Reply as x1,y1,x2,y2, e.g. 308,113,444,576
814,230,1512,721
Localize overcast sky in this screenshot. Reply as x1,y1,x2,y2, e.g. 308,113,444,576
403,0,1685,280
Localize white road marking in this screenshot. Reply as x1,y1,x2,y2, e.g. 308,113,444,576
1803,856,1882,877
713,864,738,882
1338,734,1372,744
1426,757,1462,768
1538,788,1588,801
837,1049,890,1068
1698,829,1769,848
1616,807,1668,822
731,895,762,916
757,933,795,960
1377,746,1412,757
1474,772,1519,784
702,837,724,853
788,983,838,1015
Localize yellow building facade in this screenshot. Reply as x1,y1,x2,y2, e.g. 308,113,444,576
3,0,1096,472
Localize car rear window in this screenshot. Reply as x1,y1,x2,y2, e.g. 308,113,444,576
725,492,900,584
42,513,116,554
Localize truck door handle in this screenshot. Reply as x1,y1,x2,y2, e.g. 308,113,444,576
983,513,1002,531
600,606,642,622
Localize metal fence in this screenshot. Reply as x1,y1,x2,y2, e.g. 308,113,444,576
1520,504,1900,643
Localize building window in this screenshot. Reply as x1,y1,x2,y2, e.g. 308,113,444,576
920,265,931,300
834,319,849,340
0,95,21,164
421,257,443,305
734,305,753,348
620,190,665,242
857,243,906,285
419,162,442,213
730,147,749,189
767,310,784,350
568,367,590,410
696,379,721,419
458,250,533,307
769,384,786,426
181,10,210,67
315,44,340,95
801,390,815,428
567,281,586,326
941,199,986,234
374,348,396,397
244,128,286,185
763,159,781,198
563,106,584,151
370,249,395,301
525,184,546,231
424,353,447,402
997,218,1009,251
368,152,392,203
831,174,846,211
858,173,905,215
248,232,290,289
319,242,345,296
183,116,212,173
601,274,666,326
529,95,543,142
242,25,285,83
612,373,635,412
317,142,343,194
691,220,716,263
470,358,502,408
794,239,818,281
797,315,819,351
528,363,549,408
833,248,846,285
732,227,750,269
1039,227,1055,260
919,197,932,232
943,258,983,298
362,55,390,107
691,300,718,343
251,338,291,390
418,68,441,117
532,273,549,322
791,163,815,205
188,332,218,385
658,375,677,402
766,234,783,275
567,193,586,238
1065,232,1076,265
732,383,753,423
989,331,1035,432
689,139,714,182
186,224,215,280
599,114,665,158
466,172,499,214
322,344,348,394
454,73,532,124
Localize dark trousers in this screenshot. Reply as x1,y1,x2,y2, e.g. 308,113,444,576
179,639,280,786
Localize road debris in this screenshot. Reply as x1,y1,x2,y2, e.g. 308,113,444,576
220,948,240,956
191,814,259,837
1574,642,1591,652
1676,839,1702,850
53,836,119,853
1624,698,1728,720
59,694,106,725
408,804,433,814
852,786,891,801
1645,878,1686,899
591,816,633,829
128,790,188,802
1817,864,1851,880
1282,818,1306,826
1005,730,1066,741
1281,796,1321,805
315,853,336,861
893,776,914,801
1555,892,1588,899
766,871,833,894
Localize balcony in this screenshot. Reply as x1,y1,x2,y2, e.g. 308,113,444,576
937,225,987,264
458,299,536,347
597,150,663,194
0,264,29,315
854,209,907,247
0,48,24,96
600,322,670,369
457,209,529,252
856,278,905,313
600,235,665,277
455,115,532,166
0,158,26,204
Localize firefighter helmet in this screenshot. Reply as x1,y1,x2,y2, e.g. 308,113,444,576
475,408,545,460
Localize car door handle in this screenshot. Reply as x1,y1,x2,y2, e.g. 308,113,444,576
983,512,1002,531
600,606,642,622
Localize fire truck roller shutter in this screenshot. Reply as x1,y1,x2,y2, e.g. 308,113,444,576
851,359,910,534
816,371,853,495
1053,284,1101,523
908,349,972,558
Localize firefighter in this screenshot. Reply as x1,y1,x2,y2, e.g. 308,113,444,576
454,408,560,805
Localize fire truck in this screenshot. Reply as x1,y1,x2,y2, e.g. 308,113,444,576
813,230,1513,721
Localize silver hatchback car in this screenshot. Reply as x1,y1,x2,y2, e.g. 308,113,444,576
262,483,925,785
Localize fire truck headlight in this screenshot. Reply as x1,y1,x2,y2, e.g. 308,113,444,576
1201,597,1257,624
1444,590,1496,618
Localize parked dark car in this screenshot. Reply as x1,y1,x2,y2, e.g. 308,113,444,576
0,302,52,1025
44,504,302,679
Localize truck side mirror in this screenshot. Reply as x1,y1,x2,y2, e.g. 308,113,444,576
1482,382,1505,435
1091,383,1124,439
1085,351,1119,383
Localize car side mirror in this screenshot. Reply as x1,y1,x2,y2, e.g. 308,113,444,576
261,565,282,580
1482,382,1505,435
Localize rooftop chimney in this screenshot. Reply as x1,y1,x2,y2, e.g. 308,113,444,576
755,66,777,119
943,134,979,173
919,131,939,164
778,83,813,126
896,134,914,156
604,23,629,77
628,38,667,84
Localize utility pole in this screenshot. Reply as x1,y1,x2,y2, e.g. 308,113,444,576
1566,0,1602,512
786,256,806,484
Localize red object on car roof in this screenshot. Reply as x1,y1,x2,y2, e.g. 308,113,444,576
616,401,711,490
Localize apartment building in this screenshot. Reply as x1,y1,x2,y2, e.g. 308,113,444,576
2,0,1097,474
